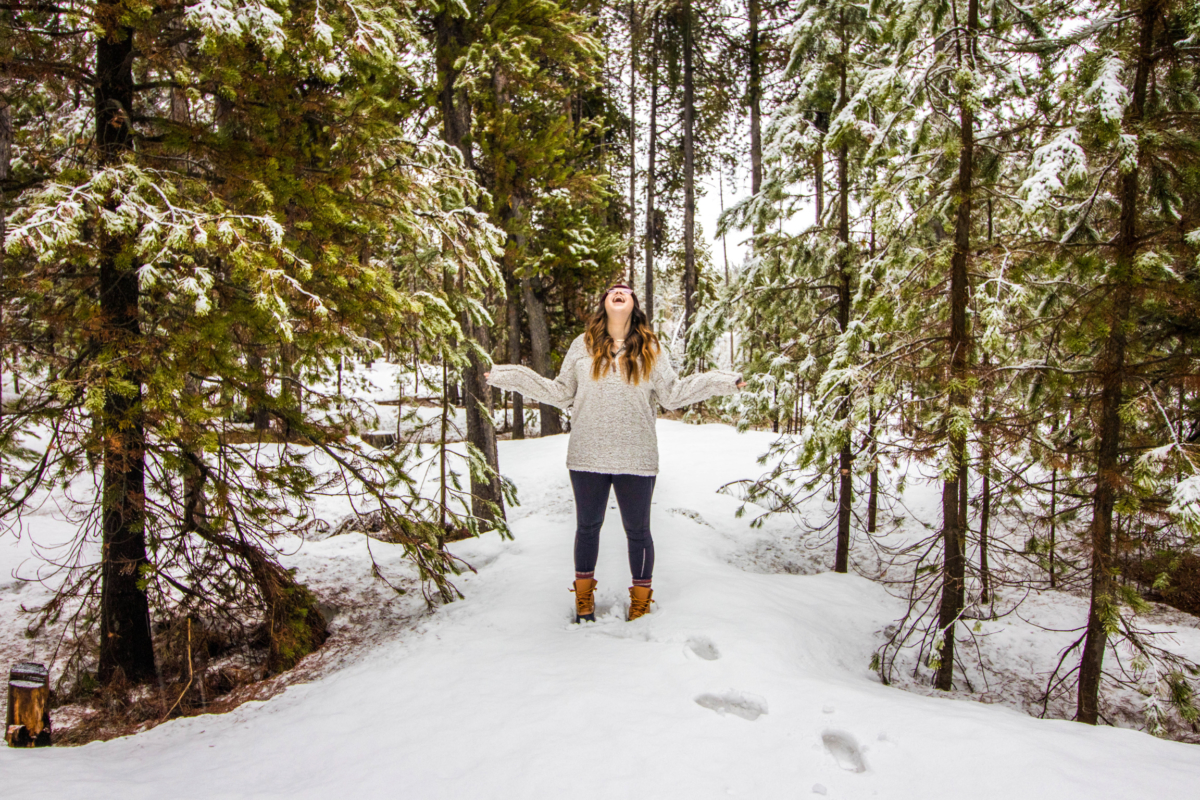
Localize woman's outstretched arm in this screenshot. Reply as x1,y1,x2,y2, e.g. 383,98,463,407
485,336,584,410
651,348,742,411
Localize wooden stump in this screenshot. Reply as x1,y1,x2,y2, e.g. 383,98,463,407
6,661,51,747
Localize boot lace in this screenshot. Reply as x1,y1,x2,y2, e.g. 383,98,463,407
628,594,652,620
571,584,595,616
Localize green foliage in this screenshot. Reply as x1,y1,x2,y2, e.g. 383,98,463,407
0,0,508,679
441,0,625,360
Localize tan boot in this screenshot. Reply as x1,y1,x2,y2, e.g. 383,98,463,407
571,578,597,623
628,585,653,621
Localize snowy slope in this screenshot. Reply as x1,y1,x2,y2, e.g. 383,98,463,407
2,422,1199,798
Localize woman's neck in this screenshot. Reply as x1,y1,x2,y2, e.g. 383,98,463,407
607,316,631,342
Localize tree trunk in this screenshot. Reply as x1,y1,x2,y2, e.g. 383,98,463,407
95,13,156,685
644,14,659,325
1077,0,1158,726
814,111,828,224
279,341,298,439
979,357,992,605
440,361,449,529
934,0,977,692
959,460,969,552
437,5,504,528
507,286,525,439
866,217,878,534
522,277,563,436
461,312,505,528
748,0,762,196
934,479,965,690
1049,466,1057,588
719,173,734,366
628,0,637,283
436,9,474,173
681,0,696,333
183,374,208,531
169,42,190,127
247,349,270,431
0,100,8,241
833,23,853,574
1,99,9,484
980,441,992,606
867,343,878,534
493,48,525,441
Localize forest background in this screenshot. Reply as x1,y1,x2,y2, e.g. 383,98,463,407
2,0,1200,744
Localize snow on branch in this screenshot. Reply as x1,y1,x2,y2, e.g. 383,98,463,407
1020,127,1086,213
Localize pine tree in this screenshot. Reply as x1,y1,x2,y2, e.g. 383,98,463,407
644,0,736,336
2,0,505,685
709,0,894,573
1018,0,1200,725
858,0,1056,692
427,0,622,441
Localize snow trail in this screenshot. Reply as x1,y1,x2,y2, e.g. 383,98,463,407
2,422,1198,798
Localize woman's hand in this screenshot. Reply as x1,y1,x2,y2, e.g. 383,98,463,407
736,381,746,389
484,372,490,380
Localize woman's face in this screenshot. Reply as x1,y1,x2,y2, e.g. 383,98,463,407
604,286,634,320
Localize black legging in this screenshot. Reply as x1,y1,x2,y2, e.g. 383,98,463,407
569,470,656,583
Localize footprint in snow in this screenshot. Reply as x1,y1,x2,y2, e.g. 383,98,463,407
694,691,768,721
822,729,867,773
565,592,629,628
667,508,712,527
685,636,720,661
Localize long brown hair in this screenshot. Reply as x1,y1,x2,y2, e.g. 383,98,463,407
584,287,660,384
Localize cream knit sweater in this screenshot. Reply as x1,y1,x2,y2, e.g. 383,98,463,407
486,334,740,476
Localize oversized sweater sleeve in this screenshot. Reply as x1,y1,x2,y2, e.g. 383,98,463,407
651,348,741,411
486,336,584,410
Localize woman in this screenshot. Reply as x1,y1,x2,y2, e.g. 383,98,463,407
485,284,742,623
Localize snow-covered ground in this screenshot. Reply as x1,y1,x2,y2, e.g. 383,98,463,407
311,359,541,442
2,421,1198,798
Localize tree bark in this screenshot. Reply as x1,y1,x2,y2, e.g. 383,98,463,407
440,361,449,528
719,173,734,365
1077,0,1159,726
979,357,992,605
644,14,659,325
247,348,270,431
279,341,298,439
980,454,992,607
436,9,475,173
1049,466,1057,588
814,111,828,224
867,218,878,534
461,311,504,527
1,99,9,483
95,12,156,684
437,5,504,528
507,285,524,439
934,0,977,692
682,0,697,332
0,100,9,254
833,21,853,574
959,460,969,552
749,0,762,196
183,374,208,532
867,343,878,534
522,277,563,435
628,0,637,282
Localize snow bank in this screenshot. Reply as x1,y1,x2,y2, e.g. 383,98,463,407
2,422,1197,798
